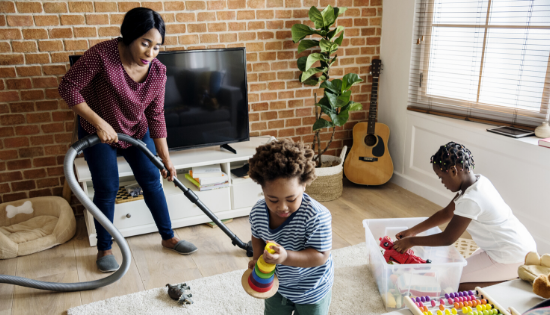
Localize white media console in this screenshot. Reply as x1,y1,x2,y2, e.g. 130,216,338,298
74,136,273,246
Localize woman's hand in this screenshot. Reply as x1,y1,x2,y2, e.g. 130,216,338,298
396,228,417,240
263,241,287,265
96,122,118,144
161,158,177,182
393,237,414,254
248,259,258,270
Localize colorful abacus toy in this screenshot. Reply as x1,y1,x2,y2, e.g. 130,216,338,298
404,287,521,315
241,242,279,299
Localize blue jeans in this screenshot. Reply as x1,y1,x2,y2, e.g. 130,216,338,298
78,121,174,250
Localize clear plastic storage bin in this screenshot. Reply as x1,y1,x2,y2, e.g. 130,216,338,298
363,218,467,310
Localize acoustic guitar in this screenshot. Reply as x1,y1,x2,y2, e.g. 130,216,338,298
344,59,394,185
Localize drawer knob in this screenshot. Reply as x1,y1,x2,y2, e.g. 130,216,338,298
259,192,264,196
126,213,131,218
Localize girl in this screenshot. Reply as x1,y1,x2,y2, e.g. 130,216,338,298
247,139,334,315
393,142,536,290
59,8,197,272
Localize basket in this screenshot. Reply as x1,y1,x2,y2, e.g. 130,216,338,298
453,238,479,259
305,146,347,202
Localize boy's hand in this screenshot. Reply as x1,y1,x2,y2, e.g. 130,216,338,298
396,228,417,240
393,237,414,254
263,241,287,265
248,259,258,270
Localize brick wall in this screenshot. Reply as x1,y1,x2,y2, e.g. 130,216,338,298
0,0,381,212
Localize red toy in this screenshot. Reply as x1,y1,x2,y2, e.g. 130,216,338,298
379,236,431,264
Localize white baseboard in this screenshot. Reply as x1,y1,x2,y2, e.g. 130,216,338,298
390,171,451,208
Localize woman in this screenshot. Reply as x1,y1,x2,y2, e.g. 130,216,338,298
59,8,197,272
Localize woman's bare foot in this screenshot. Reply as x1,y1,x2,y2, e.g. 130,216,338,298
97,249,114,260
162,236,180,249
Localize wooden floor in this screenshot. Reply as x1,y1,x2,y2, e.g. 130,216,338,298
0,180,454,315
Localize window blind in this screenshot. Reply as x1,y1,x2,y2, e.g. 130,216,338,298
408,0,550,129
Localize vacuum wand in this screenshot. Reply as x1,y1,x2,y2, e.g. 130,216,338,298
116,134,253,257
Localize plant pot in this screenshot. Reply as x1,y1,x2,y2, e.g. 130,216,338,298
305,146,347,202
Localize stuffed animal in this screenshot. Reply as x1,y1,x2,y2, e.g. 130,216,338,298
518,252,550,299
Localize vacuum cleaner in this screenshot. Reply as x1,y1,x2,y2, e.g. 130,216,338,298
0,133,253,292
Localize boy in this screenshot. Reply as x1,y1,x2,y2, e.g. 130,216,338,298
247,139,334,315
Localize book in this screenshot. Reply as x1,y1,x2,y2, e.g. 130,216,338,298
539,137,550,148
191,165,223,178
189,171,228,185
184,173,229,191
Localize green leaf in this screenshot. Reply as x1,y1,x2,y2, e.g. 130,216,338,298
303,77,320,86
342,73,363,91
336,90,351,107
318,96,331,107
291,24,317,43
330,55,338,67
334,33,343,46
320,79,342,94
309,6,324,29
297,56,308,72
327,26,344,40
321,5,336,28
348,101,363,111
305,53,325,70
326,91,338,108
300,67,324,82
313,118,333,131
334,7,348,19
298,40,320,53
319,39,332,53
333,108,350,126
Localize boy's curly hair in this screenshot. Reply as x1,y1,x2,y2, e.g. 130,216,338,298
248,139,317,187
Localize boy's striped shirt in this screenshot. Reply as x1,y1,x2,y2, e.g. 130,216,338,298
249,193,333,304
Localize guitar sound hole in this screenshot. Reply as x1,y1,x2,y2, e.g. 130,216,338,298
364,134,377,147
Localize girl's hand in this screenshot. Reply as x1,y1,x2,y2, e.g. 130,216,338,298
396,228,417,240
161,158,177,182
96,122,118,144
248,259,258,270
263,241,287,265
393,238,414,254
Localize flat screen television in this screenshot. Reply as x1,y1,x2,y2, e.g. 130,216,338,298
157,48,249,152
69,47,249,152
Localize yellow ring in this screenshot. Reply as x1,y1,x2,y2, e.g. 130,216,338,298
265,242,277,254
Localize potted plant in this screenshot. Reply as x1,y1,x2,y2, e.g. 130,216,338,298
291,5,364,201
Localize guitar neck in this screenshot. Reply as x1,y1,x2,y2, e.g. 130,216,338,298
367,76,379,135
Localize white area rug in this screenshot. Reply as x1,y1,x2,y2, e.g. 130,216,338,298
68,243,386,315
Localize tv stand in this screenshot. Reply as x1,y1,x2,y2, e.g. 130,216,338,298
220,143,237,154
74,136,275,246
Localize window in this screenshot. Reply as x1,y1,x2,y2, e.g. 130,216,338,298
408,0,550,128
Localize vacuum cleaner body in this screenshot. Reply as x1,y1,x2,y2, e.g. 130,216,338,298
0,134,252,292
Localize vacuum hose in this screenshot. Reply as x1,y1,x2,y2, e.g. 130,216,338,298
0,133,252,292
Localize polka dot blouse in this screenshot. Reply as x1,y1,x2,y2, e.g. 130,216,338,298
58,38,167,149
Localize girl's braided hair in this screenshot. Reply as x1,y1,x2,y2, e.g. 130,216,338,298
248,139,316,187
430,141,475,172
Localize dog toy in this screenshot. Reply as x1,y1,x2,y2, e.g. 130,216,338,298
5,201,33,218
166,283,193,305
379,236,431,264
241,242,279,299
518,252,550,299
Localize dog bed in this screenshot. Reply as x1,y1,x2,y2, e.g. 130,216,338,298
0,196,76,259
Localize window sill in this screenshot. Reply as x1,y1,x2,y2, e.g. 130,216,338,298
407,110,544,149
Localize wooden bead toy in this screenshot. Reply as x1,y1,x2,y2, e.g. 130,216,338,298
405,288,522,315
241,244,280,299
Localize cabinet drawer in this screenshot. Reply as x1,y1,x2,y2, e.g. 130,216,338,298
113,200,155,230
167,187,231,220
231,180,263,209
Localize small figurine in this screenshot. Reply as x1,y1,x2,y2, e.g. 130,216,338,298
379,236,431,264
166,283,194,305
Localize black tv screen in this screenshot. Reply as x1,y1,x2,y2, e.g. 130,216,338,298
156,48,249,151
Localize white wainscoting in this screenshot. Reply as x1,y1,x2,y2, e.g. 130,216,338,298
392,111,550,253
